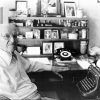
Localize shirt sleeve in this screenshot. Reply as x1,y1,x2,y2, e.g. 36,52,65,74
27,60,52,72
15,51,52,72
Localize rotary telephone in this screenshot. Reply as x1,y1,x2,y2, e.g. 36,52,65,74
54,48,72,60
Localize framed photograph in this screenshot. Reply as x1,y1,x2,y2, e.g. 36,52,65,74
33,29,40,39
16,1,27,16
64,2,76,17
51,30,59,39
54,42,64,53
60,30,68,39
41,0,58,16
42,42,53,54
25,31,33,39
44,30,52,39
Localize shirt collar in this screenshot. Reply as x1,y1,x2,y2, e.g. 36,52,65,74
0,49,12,66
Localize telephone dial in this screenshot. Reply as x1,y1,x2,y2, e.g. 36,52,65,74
54,48,72,60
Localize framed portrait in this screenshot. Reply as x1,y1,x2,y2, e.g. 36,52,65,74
54,42,64,53
16,1,27,16
41,0,58,16
44,30,52,39
64,2,76,17
25,31,33,39
33,29,40,39
51,30,59,39
42,42,53,54
60,30,68,39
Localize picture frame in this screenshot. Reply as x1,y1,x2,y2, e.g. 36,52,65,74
41,0,58,16
16,1,28,16
64,2,76,17
54,42,64,53
44,30,52,39
33,29,40,39
25,31,33,39
51,30,59,39
60,30,68,39
42,42,53,54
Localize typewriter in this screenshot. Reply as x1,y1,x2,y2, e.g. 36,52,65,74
76,64,100,98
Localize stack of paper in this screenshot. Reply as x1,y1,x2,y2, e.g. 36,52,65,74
77,59,90,69
29,58,51,65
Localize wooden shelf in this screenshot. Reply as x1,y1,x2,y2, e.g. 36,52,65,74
9,16,88,21
17,26,88,29
18,39,89,46
22,54,53,58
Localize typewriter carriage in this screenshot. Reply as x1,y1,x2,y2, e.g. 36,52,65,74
76,65,100,99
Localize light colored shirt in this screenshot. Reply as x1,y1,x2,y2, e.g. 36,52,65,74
0,49,52,99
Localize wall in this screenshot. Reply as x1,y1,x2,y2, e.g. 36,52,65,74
0,0,100,48
78,0,100,48
0,0,15,24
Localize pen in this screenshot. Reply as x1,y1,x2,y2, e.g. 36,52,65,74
54,71,63,79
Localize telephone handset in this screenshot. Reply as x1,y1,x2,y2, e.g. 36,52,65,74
54,48,72,60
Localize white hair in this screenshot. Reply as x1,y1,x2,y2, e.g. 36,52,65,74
0,23,16,36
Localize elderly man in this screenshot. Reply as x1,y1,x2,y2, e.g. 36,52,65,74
0,23,69,100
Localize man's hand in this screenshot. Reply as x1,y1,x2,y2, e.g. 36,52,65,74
51,65,70,79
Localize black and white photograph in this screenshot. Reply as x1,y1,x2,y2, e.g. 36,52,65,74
16,1,28,16
1,0,100,100
64,2,76,17
51,30,59,39
42,42,53,54
33,29,40,39
44,29,52,39
41,0,58,16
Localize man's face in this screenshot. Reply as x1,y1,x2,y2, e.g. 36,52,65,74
0,33,15,54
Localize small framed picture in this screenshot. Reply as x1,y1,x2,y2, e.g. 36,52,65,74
16,1,27,16
33,29,40,39
60,30,68,39
44,30,52,39
25,31,34,39
51,30,59,39
42,42,53,54
54,42,64,53
64,2,76,17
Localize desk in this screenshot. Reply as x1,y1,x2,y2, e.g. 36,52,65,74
28,62,87,83
28,66,88,100
27,57,93,99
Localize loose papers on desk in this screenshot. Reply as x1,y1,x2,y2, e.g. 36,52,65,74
77,59,91,69
23,47,40,55
29,58,51,65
